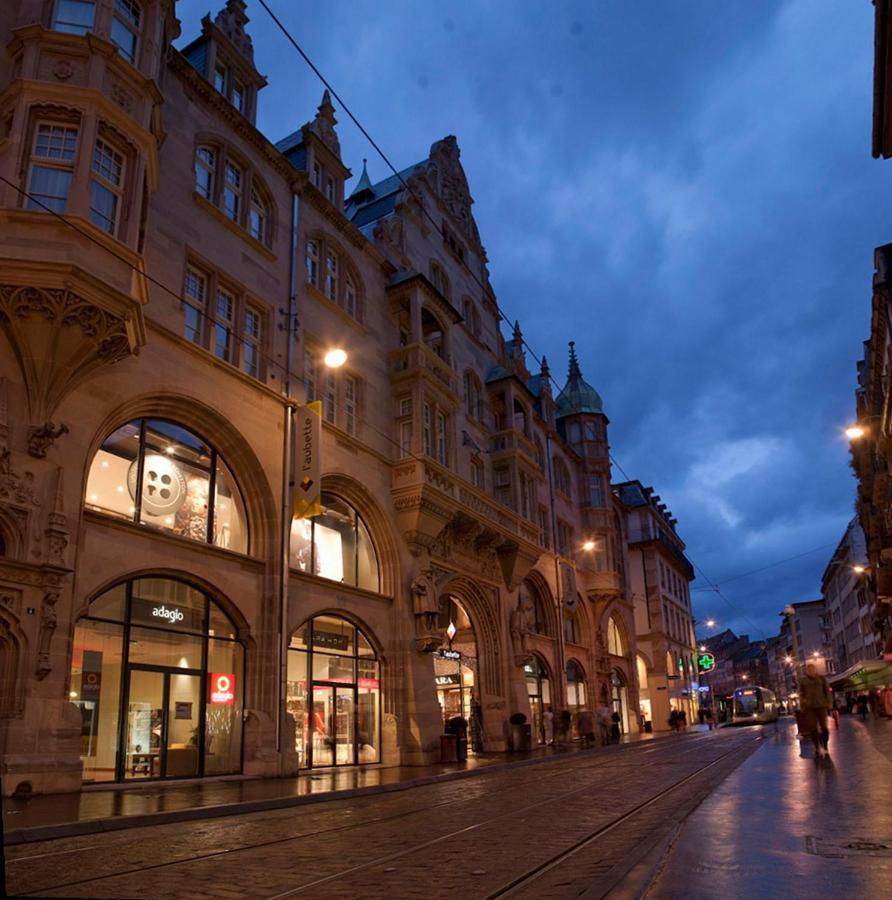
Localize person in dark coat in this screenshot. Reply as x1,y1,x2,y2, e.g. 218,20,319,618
610,710,621,742
799,662,832,758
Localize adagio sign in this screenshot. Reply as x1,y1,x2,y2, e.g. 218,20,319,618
209,672,235,704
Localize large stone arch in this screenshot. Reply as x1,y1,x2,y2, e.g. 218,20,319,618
437,574,504,699
320,473,401,599
82,393,279,560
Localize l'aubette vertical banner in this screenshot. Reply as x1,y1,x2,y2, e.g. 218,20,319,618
293,401,322,519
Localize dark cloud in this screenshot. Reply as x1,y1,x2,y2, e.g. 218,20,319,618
175,0,880,637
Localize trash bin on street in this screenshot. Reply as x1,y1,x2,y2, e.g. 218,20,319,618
445,717,469,761
644,720,653,733
440,733,458,763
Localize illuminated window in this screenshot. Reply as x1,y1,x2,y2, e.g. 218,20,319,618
85,419,248,552
289,493,380,591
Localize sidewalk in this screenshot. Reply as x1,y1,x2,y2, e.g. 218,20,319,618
646,716,892,899
2,728,670,844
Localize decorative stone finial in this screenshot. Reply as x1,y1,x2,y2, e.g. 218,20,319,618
214,0,254,61
309,88,341,157
540,355,550,380
568,341,581,378
349,158,374,202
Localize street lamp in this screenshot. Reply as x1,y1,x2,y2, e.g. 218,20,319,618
705,619,716,629
741,673,749,681
323,348,347,368
784,655,793,665
853,564,866,575
699,645,707,652
845,424,866,440
582,539,596,552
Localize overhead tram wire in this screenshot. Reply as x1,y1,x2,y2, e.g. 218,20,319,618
254,2,796,639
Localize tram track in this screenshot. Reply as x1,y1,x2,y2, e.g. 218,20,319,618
7,732,748,898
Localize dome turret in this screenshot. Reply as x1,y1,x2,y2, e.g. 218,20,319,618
555,341,603,417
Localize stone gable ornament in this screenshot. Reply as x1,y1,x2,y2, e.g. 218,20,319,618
308,89,342,158
213,0,255,62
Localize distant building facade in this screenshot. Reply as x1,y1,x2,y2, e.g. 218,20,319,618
618,480,697,731
0,0,645,795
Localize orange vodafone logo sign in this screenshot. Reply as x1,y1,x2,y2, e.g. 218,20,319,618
209,672,235,704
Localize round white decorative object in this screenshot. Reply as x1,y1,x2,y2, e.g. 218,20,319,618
128,454,187,517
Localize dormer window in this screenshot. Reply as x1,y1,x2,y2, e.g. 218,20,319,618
326,176,335,203
111,0,141,64
52,0,96,35
312,162,322,189
212,60,250,116
214,65,226,93
231,81,245,113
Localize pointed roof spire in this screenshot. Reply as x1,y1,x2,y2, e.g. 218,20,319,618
309,89,341,157
513,320,523,343
540,355,550,380
349,158,374,203
555,340,603,417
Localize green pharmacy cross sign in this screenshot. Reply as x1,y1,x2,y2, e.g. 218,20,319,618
697,652,716,674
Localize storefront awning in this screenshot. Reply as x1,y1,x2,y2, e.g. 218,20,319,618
828,658,892,690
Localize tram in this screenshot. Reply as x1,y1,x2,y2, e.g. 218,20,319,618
731,685,780,724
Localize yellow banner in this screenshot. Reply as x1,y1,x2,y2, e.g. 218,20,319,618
293,401,322,519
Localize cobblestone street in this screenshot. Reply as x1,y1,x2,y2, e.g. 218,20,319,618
5,729,760,899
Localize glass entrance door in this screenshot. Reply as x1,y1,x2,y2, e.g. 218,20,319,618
125,669,164,779
124,667,202,780
310,684,357,767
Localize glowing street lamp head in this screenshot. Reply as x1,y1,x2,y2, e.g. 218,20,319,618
582,540,596,552
706,619,716,629
699,645,707,652
446,621,457,642
845,424,865,440
324,348,347,368
853,564,866,575
784,655,793,665
812,650,820,658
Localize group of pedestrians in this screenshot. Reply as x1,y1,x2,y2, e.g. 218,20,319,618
542,704,621,748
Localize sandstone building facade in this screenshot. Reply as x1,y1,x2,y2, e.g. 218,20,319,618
0,0,645,795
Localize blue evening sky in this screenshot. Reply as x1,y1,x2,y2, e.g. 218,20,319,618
174,1,884,641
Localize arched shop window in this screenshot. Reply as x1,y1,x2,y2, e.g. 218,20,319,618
69,577,244,783
85,419,248,552
524,654,552,744
286,615,380,768
606,615,625,656
566,659,587,735
290,493,380,591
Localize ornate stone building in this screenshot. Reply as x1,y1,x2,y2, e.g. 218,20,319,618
0,0,639,796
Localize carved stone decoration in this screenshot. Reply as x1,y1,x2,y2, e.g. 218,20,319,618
372,215,405,256
0,376,9,449
213,0,255,61
0,587,23,614
27,422,68,459
427,136,481,248
52,60,74,80
410,568,443,653
109,82,134,113
0,449,39,560
509,601,532,667
0,281,141,429
34,590,59,679
42,468,69,567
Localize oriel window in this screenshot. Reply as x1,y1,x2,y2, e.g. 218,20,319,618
27,123,78,213
111,0,141,64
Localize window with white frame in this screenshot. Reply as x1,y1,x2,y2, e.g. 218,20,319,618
587,474,604,508
304,350,361,434
222,161,242,221
494,466,511,508
463,371,482,420
182,263,264,379
436,411,448,466
422,402,433,457
323,371,336,423
396,396,413,459
195,146,215,200
303,346,317,402
27,122,78,213
430,260,450,299
52,0,95,34
89,138,124,235
305,237,362,321
249,187,267,243
211,60,249,115
111,0,141,63
344,375,358,437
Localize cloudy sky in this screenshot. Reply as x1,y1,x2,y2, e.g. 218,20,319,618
177,1,883,640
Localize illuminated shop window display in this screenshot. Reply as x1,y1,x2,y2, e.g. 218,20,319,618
286,615,380,768
69,577,244,783
85,419,247,552
289,493,380,591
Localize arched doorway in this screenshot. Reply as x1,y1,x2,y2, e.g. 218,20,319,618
566,659,587,736
287,614,380,768
70,577,245,782
611,668,630,736
435,595,481,751
524,654,552,744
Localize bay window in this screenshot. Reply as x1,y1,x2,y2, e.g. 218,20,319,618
111,0,141,64
89,138,124,235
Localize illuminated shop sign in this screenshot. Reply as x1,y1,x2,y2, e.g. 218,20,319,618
358,677,380,690
313,630,350,651
130,597,201,631
697,652,716,674
209,672,236,704
436,674,461,686
440,649,461,660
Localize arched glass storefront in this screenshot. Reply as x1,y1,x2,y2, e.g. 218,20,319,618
524,655,552,744
70,577,244,782
286,615,380,768
566,659,587,736
434,596,481,752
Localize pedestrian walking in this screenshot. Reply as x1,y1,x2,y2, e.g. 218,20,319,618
542,705,554,745
577,709,596,748
558,708,571,746
610,710,621,743
668,709,678,733
799,662,832,759
598,705,612,745
705,708,716,730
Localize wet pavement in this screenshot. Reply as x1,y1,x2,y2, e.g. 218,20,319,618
3,730,661,841
648,715,892,899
